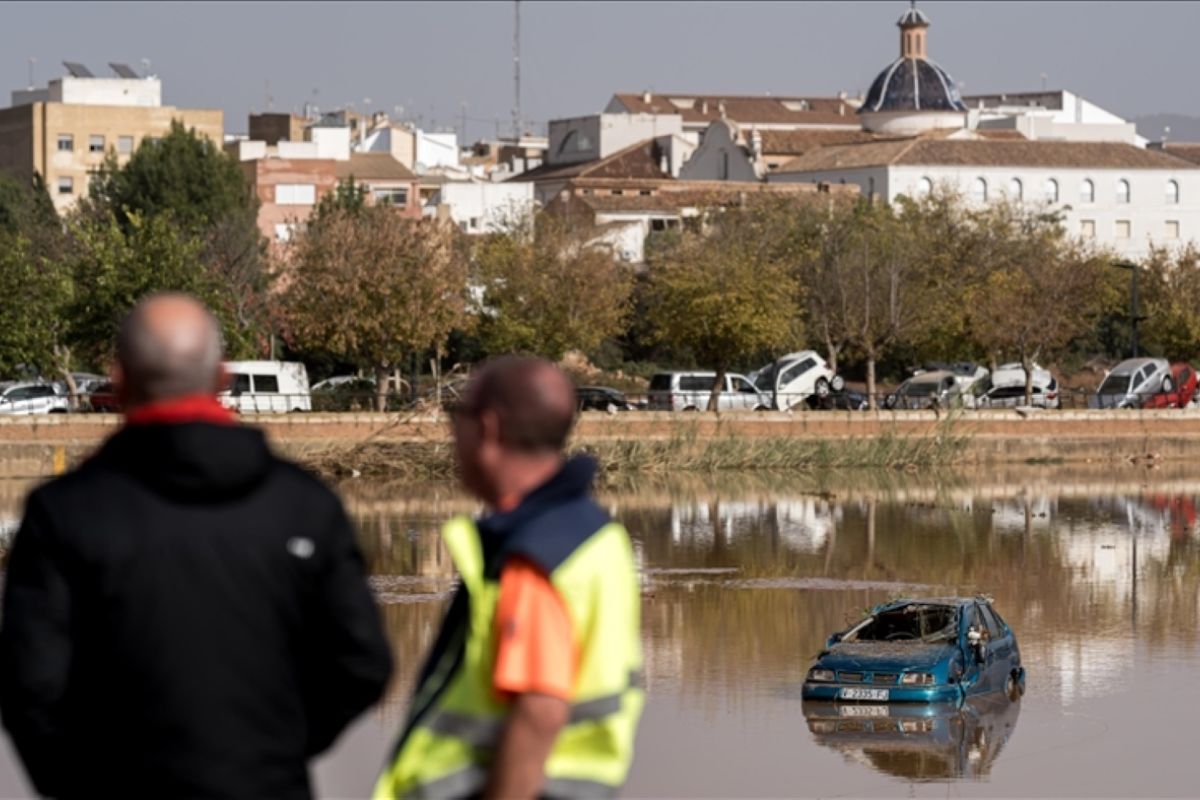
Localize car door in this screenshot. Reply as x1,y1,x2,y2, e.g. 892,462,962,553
253,373,282,413
730,376,759,410
978,603,1012,692
962,604,992,695
2,387,32,414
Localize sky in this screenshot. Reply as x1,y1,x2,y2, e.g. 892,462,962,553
2,1,1198,141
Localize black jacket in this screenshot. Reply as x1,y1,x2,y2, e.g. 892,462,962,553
0,422,393,799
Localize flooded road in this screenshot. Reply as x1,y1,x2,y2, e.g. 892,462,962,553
0,466,1197,797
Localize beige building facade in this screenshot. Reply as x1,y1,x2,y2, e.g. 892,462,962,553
0,69,222,213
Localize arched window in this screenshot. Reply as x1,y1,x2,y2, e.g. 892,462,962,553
916,176,933,197
971,177,988,203
1167,179,1180,204
1008,177,1023,200
1116,178,1131,204
1080,178,1095,204
1043,178,1059,203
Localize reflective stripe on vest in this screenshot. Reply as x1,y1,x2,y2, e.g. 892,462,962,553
375,515,644,799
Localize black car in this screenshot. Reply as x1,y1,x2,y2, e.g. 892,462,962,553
807,388,869,411
576,386,636,412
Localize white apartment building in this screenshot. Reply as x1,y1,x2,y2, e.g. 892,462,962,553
770,137,1200,257
964,90,1145,147
424,179,534,234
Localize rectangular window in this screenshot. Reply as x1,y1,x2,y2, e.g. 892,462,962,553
1116,220,1131,239
251,375,279,393
57,176,73,195
117,135,134,155
275,183,316,205
1166,220,1180,239
57,134,73,152
1080,219,1095,238
88,134,105,153
372,187,408,206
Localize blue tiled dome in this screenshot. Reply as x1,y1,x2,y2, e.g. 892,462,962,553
861,57,967,114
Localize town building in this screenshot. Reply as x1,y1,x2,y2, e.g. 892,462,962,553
605,92,861,137
423,179,535,234
229,120,419,244
766,4,1200,257
511,138,676,206
0,63,222,212
543,179,855,264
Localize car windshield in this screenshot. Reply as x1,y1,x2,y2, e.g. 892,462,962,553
845,604,958,644
649,374,672,392
1098,374,1131,394
752,363,776,392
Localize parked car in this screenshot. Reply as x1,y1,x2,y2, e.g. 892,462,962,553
807,387,869,411
219,361,312,413
802,597,1025,704
1089,358,1172,409
85,381,121,413
0,382,69,415
884,371,967,410
1141,362,1198,409
802,694,1021,781
750,351,842,410
647,371,770,412
980,362,1061,409
576,386,636,412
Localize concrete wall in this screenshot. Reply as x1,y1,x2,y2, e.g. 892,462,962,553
547,113,683,166
243,157,338,242
11,77,162,108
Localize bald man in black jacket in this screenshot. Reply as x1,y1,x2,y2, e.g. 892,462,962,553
0,295,392,799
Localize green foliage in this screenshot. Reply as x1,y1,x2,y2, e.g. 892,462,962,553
1139,244,1200,361
473,213,634,360
66,212,228,368
646,203,800,406
86,120,253,234
313,177,368,222
0,232,72,375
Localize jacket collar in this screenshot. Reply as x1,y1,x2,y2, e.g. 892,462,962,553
125,395,235,427
477,456,598,540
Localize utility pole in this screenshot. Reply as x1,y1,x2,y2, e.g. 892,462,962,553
512,0,522,140
27,56,35,90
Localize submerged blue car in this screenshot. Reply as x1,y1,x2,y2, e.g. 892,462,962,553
802,597,1025,704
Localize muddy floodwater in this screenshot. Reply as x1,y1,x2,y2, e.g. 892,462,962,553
1,465,1198,798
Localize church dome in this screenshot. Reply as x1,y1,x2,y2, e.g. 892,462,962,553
859,3,967,134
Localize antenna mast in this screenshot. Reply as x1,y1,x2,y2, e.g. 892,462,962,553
512,0,521,139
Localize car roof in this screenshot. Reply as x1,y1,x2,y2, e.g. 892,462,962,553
873,597,985,612
909,370,956,383
1110,358,1164,374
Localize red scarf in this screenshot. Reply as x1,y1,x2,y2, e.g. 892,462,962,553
125,395,236,427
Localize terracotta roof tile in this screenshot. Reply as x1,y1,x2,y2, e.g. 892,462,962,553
1160,143,1200,165
778,138,1199,173
611,92,860,127
508,139,670,183
334,152,416,181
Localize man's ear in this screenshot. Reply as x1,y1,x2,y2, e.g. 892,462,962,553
479,408,502,445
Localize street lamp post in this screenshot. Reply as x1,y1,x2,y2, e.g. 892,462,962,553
1111,260,1144,358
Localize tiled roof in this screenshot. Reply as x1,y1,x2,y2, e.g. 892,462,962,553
778,138,1200,173
508,139,670,183
335,153,416,181
610,92,860,127
1159,143,1200,165
759,129,892,156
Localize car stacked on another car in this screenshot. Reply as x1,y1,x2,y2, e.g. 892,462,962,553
749,351,843,411
1140,362,1198,409
1089,358,1172,409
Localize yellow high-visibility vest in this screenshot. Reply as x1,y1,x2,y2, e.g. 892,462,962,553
375,514,644,799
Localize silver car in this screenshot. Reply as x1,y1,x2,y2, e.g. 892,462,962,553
1090,358,1171,409
647,371,770,411
0,382,69,415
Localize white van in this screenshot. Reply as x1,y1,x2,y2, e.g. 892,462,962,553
220,361,311,413
647,371,770,411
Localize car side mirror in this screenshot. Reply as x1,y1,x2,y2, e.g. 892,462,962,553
826,632,844,647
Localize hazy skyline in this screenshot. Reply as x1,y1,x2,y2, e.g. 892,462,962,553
2,1,1197,141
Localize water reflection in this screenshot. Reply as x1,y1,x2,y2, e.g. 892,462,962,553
334,464,1200,796
800,697,1021,781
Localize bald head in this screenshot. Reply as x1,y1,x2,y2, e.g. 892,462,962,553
116,293,224,407
463,357,577,454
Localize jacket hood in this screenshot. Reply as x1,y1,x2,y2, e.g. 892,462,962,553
93,423,274,502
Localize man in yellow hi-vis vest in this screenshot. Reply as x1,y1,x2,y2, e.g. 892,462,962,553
375,357,643,799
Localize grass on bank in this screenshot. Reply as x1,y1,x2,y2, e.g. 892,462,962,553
309,420,967,481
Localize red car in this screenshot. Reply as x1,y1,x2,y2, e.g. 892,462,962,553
87,381,122,413
1142,362,1198,409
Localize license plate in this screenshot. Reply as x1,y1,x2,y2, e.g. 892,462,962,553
839,704,888,718
840,687,889,701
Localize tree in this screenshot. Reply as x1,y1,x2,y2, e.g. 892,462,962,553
970,206,1110,404
473,214,634,361
85,121,271,357
0,233,72,379
66,212,228,371
279,207,468,411
647,205,799,410
1139,244,1200,362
